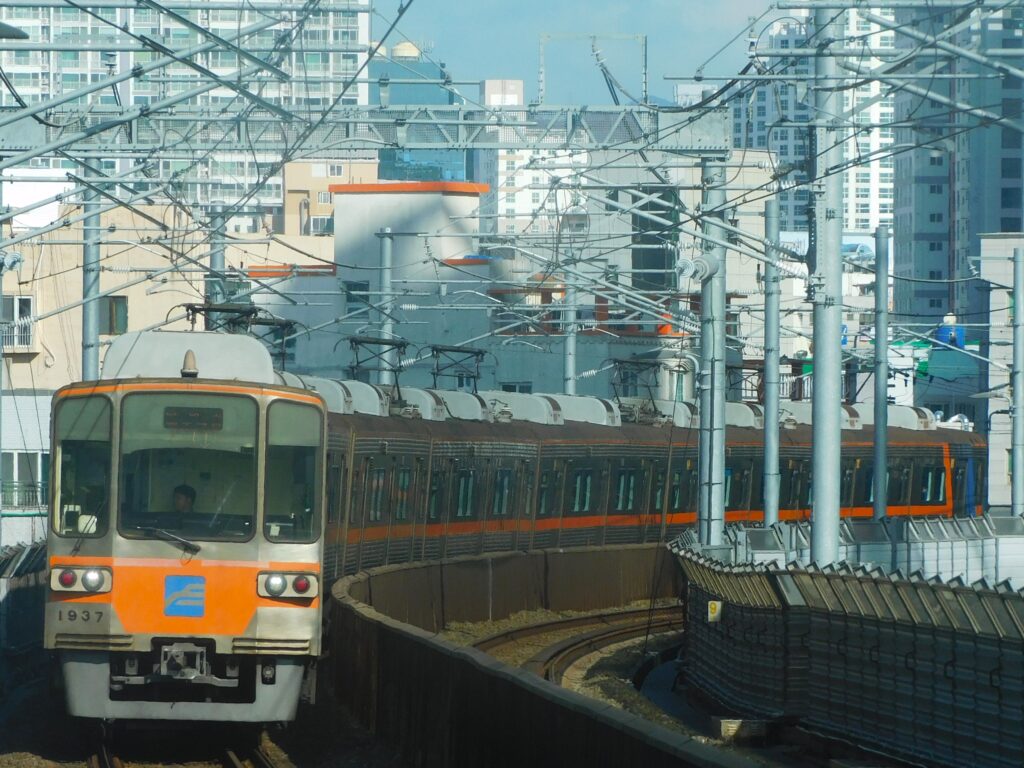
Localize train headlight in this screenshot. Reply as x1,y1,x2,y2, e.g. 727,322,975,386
50,566,112,593
265,574,287,597
81,569,103,592
258,571,318,598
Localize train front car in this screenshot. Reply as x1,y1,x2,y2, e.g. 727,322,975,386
44,372,326,723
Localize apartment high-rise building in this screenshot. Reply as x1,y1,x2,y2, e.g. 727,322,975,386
0,2,371,212
893,6,1023,326
472,79,575,236
727,10,895,233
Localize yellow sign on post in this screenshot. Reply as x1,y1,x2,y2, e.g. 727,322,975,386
707,600,723,623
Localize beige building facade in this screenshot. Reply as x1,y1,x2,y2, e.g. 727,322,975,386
0,202,337,544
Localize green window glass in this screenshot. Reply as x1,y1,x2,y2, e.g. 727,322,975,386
53,396,111,537
264,401,323,542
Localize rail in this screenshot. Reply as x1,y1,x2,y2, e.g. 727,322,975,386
524,608,682,684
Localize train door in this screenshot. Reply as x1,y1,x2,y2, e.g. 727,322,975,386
324,453,346,581
514,456,535,552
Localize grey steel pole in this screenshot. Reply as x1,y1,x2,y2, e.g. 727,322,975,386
206,202,226,331
1012,247,1024,517
809,8,845,565
873,225,890,520
379,228,396,387
0,251,23,547
564,281,577,395
763,199,781,527
81,188,101,381
698,158,727,547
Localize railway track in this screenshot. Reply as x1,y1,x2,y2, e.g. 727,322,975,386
472,606,683,684
223,745,280,768
87,743,122,768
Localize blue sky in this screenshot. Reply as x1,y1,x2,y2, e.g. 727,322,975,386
377,0,775,104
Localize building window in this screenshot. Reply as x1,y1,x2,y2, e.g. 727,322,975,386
317,191,332,204
0,296,32,347
1002,218,1023,233
928,298,943,308
929,155,943,166
928,270,943,279
344,280,370,315
929,213,943,223
500,382,532,393
99,295,128,335
929,242,943,252
310,216,332,234
929,184,943,194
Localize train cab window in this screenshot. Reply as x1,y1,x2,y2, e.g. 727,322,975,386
614,469,637,513
455,470,475,519
571,469,593,514
492,469,513,517
53,395,112,538
428,470,445,521
118,393,259,543
367,468,387,522
394,467,412,521
264,401,323,542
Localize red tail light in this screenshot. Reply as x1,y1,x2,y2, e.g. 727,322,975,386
292,575,311,594
58,569,77,588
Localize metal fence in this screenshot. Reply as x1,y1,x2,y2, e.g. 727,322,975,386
674,547,1024,768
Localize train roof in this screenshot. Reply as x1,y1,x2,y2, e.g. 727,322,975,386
100,331,980,437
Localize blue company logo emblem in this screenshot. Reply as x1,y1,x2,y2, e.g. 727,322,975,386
164,575,206,617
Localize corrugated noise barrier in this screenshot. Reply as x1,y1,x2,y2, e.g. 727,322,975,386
675,548,1024,768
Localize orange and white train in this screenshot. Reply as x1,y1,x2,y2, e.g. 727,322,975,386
44,331,986,723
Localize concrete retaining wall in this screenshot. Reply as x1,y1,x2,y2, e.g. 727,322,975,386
327,546,757,768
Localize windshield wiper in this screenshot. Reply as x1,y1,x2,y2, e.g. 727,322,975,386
139,526,201,555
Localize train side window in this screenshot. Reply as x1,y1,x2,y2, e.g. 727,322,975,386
571,469,593,514
651,470,666,513
326,462,341,524
840,462,856,507
854,464,873,507
919,466,946,504
428,470,445,521
614,468,637,513
394,467,412,521
367,468,387,523
493,468,513,517
887,460,910,505
537,470,554,517
683,460,698,511
669,469,685,512
53,396,112,538
520,461,534,517
455,470,476,519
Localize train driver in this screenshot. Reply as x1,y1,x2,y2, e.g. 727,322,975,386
171,484,197,520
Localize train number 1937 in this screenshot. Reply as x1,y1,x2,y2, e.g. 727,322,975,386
57,609,103,623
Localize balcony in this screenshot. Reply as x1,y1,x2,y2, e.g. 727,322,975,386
1,482,48,509
1,323,33,350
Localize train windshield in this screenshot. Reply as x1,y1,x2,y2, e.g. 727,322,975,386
53,396,112,538
264,400,323,543
118,393,258,542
